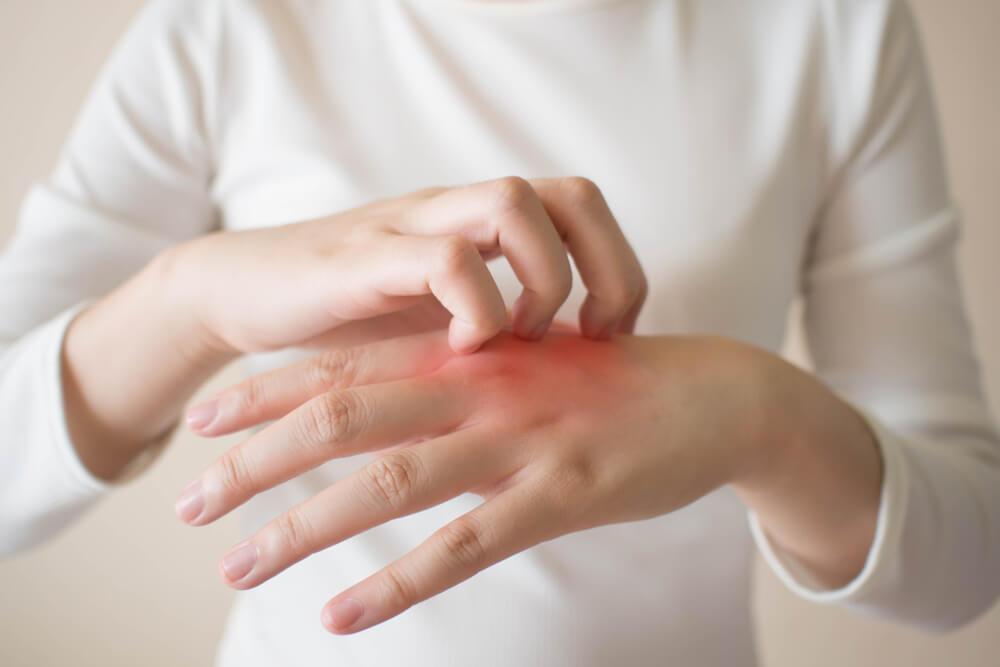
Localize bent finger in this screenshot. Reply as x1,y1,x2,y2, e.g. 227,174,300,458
397,177,573,340
358,233,508,354
530,177,647,337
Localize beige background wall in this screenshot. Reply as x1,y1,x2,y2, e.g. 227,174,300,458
0,1,996,665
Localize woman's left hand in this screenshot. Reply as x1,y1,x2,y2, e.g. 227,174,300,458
175,329,869,634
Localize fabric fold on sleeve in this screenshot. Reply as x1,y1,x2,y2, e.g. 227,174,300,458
0,0,218,555
0,303,165,555
775,0,1000,631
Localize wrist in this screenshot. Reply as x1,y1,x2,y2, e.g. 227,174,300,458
62,246,238,481
725,347,808,489
682,337,789,488
149,237,239,365
728,349,883,587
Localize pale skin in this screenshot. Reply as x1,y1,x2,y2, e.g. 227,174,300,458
65,177,646,476
61,176,881,635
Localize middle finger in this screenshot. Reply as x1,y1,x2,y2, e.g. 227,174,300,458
217,426,515,589
396,177,573,340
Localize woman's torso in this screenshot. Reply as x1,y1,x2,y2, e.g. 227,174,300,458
210,1,836,664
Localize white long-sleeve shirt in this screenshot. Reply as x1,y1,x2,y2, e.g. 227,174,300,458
2,1,998,664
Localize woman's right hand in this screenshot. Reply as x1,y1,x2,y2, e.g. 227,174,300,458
61,176,644,480
165,176,647,356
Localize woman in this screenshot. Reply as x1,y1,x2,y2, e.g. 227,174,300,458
1,0,997,665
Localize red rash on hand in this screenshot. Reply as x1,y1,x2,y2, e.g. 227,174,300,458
431,331,649,422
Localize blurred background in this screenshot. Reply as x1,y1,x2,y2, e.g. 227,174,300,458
0,1,997,665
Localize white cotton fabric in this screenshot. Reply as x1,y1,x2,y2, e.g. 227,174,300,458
1,1,998,665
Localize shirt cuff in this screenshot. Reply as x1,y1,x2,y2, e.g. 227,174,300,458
747,404,908,604
46,301,169,492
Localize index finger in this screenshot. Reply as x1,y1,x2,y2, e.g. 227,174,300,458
187,331,453,437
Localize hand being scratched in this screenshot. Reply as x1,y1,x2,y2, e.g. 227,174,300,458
176,328,881,634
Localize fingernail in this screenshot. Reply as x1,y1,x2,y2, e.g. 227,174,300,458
324,597,365,631
221,542,258,582
175,480,204,523
186,400,219,432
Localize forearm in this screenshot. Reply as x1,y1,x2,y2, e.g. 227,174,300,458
62,245,237,480
730,352,883,588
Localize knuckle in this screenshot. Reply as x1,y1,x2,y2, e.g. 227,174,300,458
378,565,417,611
298,391,362,448
311,347,359,390
598,272,644,310
272,506,315,555
232,377,265,416
550,265,574,302
489,176,534,214
563,455,598,488
435,516,488,571
361,451,422,509
537,275,572,313
558,176,603,207
626,273,646,303
435,235,478,278
634,271,649,304
218,449,256,497
542,454,598,506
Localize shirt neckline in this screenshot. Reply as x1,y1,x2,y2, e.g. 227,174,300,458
406,0,644,18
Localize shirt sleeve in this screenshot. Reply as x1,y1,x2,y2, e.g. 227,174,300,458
0,0,219,555
747,0,1000,631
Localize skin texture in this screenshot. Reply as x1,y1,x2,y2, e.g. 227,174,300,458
62,176,646,479
179,330,882,634
58,174,881,636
